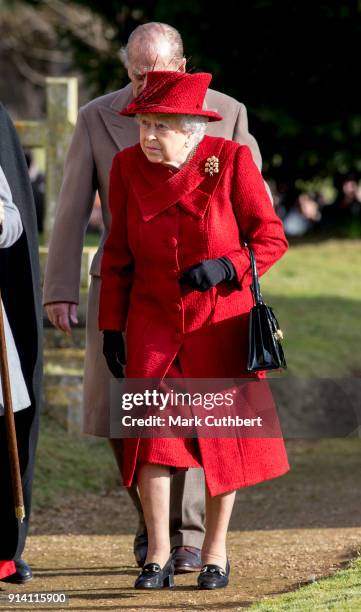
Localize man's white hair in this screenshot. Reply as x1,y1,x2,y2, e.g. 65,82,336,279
120,22,184,68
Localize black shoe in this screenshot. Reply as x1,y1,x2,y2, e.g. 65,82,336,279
171,546,202,574
133,531,148,568
197,559,230,589
1,560,33,584
134,557,174,589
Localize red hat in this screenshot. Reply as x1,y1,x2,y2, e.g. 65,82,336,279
120,71,223,122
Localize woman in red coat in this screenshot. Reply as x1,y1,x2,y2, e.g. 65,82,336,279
99,71,289,589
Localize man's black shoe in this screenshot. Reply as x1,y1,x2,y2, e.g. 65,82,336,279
1,560,33,584
171,546,202,574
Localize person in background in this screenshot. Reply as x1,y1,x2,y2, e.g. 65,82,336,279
0,104,42,583
0,171,20,584
319,173,361,233
283,192,321,237
24,150,45,234
334,173,360,223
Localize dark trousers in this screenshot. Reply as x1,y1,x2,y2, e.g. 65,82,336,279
0,405,39,559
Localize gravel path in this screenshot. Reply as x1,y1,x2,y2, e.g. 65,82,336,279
1,440,361,610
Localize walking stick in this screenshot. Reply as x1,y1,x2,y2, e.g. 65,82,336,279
0,289,25,522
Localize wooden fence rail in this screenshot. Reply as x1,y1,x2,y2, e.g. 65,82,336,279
15,77,78,243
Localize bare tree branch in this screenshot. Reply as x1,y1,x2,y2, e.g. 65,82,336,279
12,52,46,86
42,0,113,52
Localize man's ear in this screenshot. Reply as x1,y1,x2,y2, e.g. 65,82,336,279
178,58,187,73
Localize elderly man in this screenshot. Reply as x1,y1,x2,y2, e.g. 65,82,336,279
43,22,266,573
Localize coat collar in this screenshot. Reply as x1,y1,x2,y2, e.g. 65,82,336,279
135,136,226,222
110,83,134,110
98,84,136,150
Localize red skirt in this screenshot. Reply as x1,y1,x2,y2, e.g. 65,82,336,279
137,358,202,469
126,355,290,496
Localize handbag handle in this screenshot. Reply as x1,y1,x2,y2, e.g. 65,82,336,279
247,245,263,305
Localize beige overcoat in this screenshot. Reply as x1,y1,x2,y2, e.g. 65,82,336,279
43,82,265,436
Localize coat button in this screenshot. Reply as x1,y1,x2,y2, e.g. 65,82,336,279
169,269,179,278
172,303,182,312
167,207,177,216
167,237,178,248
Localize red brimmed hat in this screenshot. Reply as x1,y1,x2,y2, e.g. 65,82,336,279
120,71,223,122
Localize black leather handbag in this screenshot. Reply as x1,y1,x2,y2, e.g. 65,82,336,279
247,246,287,372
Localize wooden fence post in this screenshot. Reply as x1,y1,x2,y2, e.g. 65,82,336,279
44,77,78,242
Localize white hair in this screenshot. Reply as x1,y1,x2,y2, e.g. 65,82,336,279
135,113,208,147
178,115,208,146
120,23,184,68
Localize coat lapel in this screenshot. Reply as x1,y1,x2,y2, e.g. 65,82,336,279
137,136,225,221
98,84,137,150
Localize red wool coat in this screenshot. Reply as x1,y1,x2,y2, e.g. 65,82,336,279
99,135,290,495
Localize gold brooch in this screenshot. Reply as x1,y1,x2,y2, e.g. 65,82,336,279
205,156,219,176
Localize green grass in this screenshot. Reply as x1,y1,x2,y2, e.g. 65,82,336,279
261,239,361,376
250,556,361,611
263,239,361,300
33,414,118,508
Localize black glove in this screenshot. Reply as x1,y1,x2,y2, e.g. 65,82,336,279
179,256,235,292
103,330,126,378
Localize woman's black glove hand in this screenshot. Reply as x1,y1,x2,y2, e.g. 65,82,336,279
179,256,235,292
103,330,126,378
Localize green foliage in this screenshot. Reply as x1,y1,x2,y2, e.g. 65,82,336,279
22,0,361,183
154,0,361,183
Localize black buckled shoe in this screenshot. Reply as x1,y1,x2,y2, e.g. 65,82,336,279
197,559,230,589
1,560,33,584
134,556,175,589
